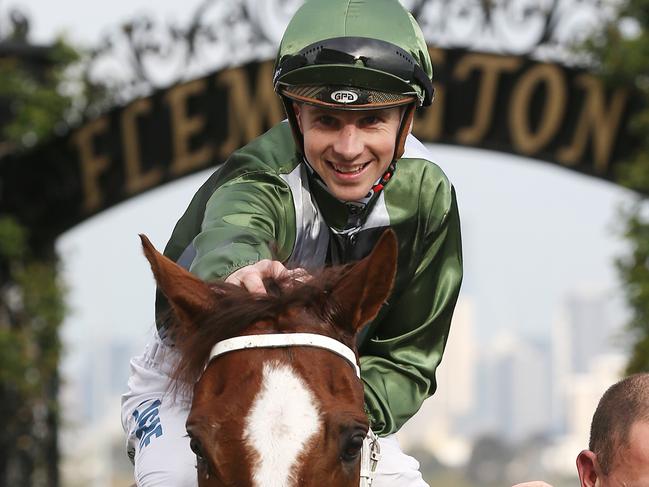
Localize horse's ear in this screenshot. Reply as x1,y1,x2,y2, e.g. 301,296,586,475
140,234,215,327
331,229,398,334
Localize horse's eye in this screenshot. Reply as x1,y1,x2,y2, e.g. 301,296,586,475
341,433,365,462
189,436,214,479
190,437,205,460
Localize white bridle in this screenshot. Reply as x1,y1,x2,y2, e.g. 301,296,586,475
207,332,380,486
208,332,360,377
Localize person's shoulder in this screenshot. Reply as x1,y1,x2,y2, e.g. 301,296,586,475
401,134,435,162
389,134,457,230
398,134,452,189
229,121,300,175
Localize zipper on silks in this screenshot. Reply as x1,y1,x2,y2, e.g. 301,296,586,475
344,231,358,262
331,228,359,263
340,202,364,261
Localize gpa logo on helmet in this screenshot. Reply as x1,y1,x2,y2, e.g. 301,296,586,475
331,90,359,104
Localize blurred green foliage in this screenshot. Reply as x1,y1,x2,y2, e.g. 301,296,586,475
0,215,66,485
0,41,77,150
617,204,649,374
0,25,85,485
0,36,110,159
587,0,649,374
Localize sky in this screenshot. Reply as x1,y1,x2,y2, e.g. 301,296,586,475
4,0,638,460
3,0,207,45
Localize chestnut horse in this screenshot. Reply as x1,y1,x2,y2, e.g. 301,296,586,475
140,230,397,487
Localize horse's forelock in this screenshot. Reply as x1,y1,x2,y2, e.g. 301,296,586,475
165,265,351,397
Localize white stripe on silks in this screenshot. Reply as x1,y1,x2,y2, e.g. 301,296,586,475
402,133,435,161
243,361,322,487
280,164,330,269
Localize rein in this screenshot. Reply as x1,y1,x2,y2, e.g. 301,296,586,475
206,332,380,486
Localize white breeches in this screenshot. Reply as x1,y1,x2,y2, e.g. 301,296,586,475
121,328,429,487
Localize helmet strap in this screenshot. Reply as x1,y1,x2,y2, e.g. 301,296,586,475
366,102,415,198
395,103,415,160
281,95,305,155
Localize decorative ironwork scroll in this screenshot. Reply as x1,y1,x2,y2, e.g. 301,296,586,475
408,0,614,59
82,0,611,104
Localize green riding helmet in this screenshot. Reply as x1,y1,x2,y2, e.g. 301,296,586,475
273,0,434,159
274,0,433,109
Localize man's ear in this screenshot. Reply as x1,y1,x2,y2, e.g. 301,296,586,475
576,450,600,487
292,102,303,132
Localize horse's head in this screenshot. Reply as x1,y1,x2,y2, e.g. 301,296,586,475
141,231,397,486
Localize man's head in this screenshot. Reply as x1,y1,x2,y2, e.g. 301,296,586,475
292,103,402,201
273,0,433,201
576,373,649,487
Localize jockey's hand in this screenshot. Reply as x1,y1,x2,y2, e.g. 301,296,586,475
511,482,554,487
225,260,309,294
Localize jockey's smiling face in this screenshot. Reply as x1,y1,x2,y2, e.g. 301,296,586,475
293,103,402,201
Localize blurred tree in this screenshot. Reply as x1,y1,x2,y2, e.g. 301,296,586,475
0,11,110,158
0,216,65,485
0,39,77,159
0,9,108,485
586,0,649,373
465,434,513,487
405,447,445,482
618,205,649,374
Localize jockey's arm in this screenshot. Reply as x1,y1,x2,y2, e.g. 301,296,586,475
360,182,462,436
188,169,296,283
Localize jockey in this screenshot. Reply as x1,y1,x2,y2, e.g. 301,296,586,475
121,0,463,485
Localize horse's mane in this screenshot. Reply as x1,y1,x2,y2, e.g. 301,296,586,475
165,264,354,396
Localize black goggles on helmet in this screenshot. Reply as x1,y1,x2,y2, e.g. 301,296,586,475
274,36,434,106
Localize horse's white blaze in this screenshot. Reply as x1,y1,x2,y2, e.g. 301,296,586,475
243,361,321,487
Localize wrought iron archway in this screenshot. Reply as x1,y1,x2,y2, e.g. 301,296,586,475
0,0,639,248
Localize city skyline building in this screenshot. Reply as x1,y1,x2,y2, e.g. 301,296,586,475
551,288,628,435
400,285,629,481
564,290,624,374
476,332,553,442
